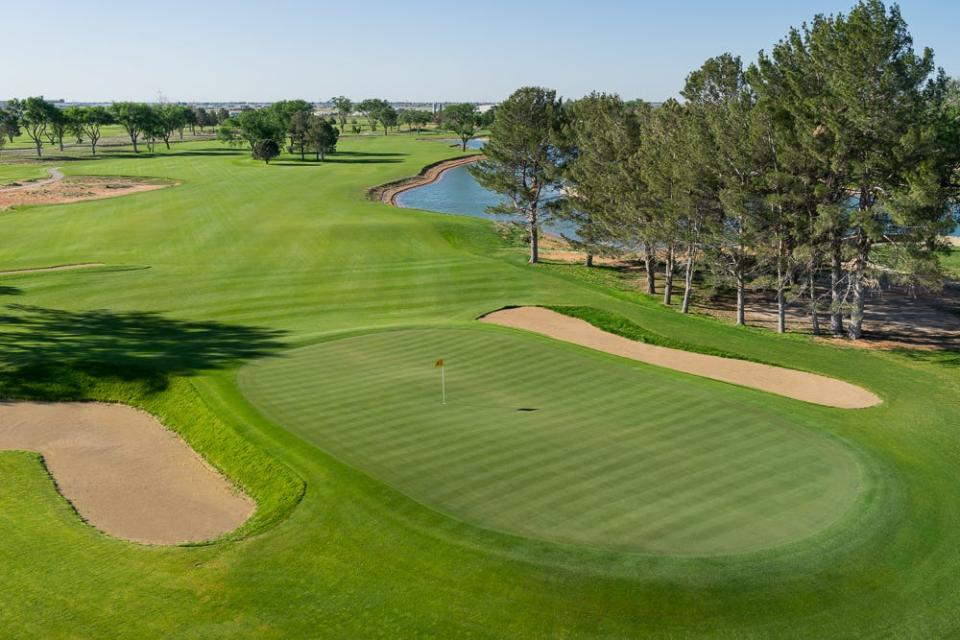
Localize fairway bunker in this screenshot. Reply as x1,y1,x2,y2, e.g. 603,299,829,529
0,175,175,210
0,401,253,544
481,307,882,409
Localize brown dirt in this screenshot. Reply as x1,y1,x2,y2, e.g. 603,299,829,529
0,401,254,544
693,283,960,351
481,306,881,409
373,155,483,205
0,175,173,210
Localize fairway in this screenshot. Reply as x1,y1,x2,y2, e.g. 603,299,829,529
0,132,956,638
239,328,863,554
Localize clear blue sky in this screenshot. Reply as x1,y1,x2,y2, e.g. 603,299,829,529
6,1,959,103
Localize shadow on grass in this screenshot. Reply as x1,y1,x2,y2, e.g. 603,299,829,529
891,348,960,368
0,304,287,399
0,286,22,296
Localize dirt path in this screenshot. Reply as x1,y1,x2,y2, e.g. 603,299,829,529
372,155,483,205
481,307,881,409
0,167,64,191
0,401,254,544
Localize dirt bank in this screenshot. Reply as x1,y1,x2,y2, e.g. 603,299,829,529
370,155,483,205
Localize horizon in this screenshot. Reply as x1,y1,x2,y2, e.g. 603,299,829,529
5,0,959,104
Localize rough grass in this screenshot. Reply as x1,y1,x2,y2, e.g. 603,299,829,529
0,136,959,637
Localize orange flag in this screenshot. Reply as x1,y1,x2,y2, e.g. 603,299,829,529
434,358,445,368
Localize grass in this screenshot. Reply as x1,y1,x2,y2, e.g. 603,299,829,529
0,135,959,637
239,327,864,555
0,163,53,185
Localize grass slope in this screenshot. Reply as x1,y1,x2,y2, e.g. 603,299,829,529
0,134,958,638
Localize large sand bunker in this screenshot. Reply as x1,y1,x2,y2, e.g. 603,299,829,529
0,171,173,210
0,401,253,544
481,307,881,409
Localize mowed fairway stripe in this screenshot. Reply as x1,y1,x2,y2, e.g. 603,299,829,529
240,328,864,555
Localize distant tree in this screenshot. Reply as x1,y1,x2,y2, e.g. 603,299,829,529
358,99,388,133
251,139,280,164
111,102,153,153
379,104,398,134
469,87,566,263
74,106,114,155
1,99,22,142
289,110,312,160
21,96,58,157
307,117,339,160
442,103,479,150
216,108,230,124
63,107,85,144
401,109,432,133
194,107,209,132
479,106,497,128
0,129,5,157
270,99,313,150
331,96,353,131
157,104,190,149
142,106,165,152
216,118,243,146
236,109,285,163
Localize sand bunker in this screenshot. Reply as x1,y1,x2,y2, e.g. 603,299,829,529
481,307,881,409
0,401,253,544
0,174,172,210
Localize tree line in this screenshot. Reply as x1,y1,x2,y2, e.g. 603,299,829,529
0,97,228,157
471,0,960,340
217,100,339,164
329,96,494,148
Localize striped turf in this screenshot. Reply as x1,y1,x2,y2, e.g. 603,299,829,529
239,328,862,555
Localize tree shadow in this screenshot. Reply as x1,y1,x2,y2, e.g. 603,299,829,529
0,286,22,296
272,158,403,166
334,151,407,157
0,304,287,399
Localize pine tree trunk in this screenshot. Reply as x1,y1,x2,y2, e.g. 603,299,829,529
830,228,843,336
585,254,593,267
681,244,696,314
644,244,656,295
529,210,539,264
847,231,869,340
809,269,821,336
735,261,746,326
663,245,675,305
777,237,786,334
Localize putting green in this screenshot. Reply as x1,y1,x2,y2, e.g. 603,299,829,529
240,328,863,555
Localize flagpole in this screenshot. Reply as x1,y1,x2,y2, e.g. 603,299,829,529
441,366,446,405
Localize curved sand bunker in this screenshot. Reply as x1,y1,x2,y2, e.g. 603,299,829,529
0,401,253,544
481,307,881,409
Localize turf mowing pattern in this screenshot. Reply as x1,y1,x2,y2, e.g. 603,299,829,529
240,328,862,554
0,134,958,638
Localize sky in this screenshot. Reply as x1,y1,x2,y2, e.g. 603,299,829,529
4,0,959,104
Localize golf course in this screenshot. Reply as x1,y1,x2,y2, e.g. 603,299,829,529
0,127,958,637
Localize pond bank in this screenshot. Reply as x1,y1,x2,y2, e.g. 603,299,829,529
370,154,483,205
